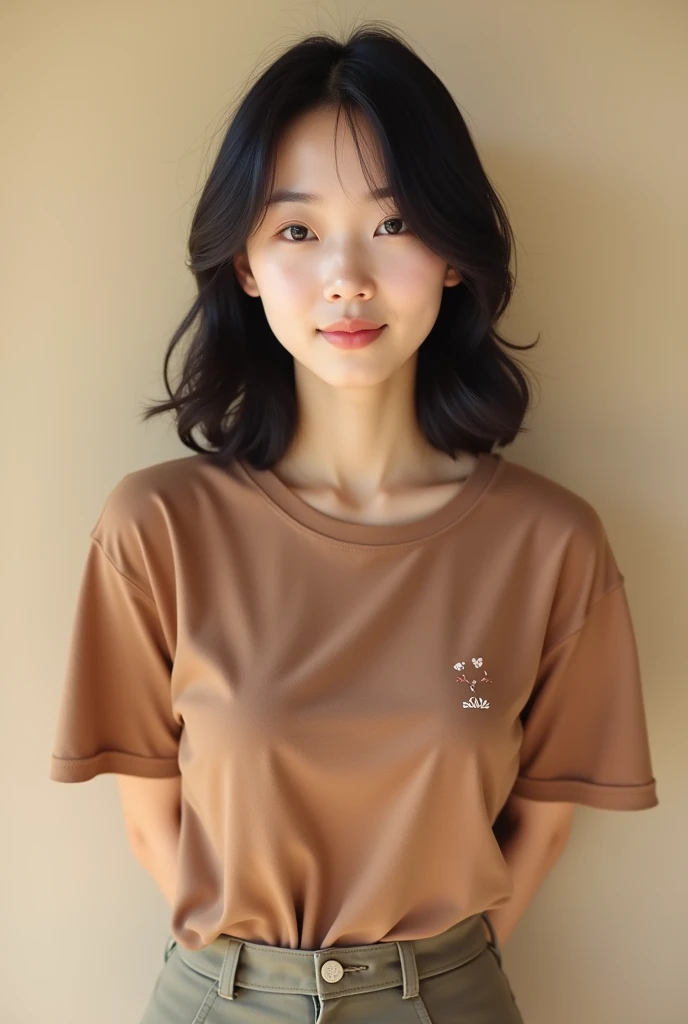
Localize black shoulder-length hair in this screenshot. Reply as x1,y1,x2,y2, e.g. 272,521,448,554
140,21,539,470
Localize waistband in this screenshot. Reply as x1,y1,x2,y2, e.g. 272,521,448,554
174,912,496,1003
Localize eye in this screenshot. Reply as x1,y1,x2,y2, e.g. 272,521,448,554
275,216,410,243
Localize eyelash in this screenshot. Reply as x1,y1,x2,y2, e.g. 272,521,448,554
275,216,410,243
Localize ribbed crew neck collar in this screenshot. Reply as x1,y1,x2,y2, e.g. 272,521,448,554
236,451,503,547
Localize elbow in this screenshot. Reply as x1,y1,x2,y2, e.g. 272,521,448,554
548,822,572,859
127,830,152,863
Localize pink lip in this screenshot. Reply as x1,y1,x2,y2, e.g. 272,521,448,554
318,326,385,349
320,318,383,332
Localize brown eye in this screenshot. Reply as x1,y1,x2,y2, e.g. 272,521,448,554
278,224,312,242
276,216,410,243
377,217,409,236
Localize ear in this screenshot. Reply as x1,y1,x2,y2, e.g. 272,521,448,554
444,266,462,288
232,249,260,297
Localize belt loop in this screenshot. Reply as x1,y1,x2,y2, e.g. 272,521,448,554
395,940,420,999
163,935,177,963
481,912,503,968
217,936,244,1000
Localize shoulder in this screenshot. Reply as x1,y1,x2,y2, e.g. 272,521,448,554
496,456,614,559
88,452,255,570
90,454,197,533
496,456,605,536
88,453,213,574
495,455,624,600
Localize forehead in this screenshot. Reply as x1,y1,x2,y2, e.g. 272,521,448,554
267,106,388,208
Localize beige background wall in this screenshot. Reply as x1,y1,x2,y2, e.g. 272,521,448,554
2,1,685,1021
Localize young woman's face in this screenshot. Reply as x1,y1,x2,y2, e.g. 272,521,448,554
233,106,460,389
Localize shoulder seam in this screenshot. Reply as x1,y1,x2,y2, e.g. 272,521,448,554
88,534,157,607
540,576,626,657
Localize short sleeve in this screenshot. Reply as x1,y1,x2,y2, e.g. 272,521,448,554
510,579,658,811
49,534,182,783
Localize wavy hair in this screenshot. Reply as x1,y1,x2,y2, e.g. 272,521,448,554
140,21,540,469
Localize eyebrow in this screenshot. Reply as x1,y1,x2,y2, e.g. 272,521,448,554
265,186,394,208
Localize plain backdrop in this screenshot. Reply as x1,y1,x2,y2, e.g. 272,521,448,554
1,2,685,1022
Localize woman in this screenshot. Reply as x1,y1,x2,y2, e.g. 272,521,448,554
49,23,659,1023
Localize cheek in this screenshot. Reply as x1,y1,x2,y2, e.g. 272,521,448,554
258,259,313,312
382,248,448,306
253,260,316,353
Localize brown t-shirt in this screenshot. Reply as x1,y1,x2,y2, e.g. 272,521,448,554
49,451,658,951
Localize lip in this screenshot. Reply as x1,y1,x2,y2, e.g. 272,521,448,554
318,326,386,349
319,318,384,332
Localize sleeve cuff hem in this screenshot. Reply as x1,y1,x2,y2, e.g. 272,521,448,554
49,751,181,782
511,774,658,810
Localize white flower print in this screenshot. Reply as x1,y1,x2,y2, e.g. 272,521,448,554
463,696,490,709
453,656,492,708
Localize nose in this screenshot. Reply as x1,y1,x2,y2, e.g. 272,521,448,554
324,276,375,303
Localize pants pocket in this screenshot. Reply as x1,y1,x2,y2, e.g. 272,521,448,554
484,944,522,1015
418,946,524,1023
139,944,219,1024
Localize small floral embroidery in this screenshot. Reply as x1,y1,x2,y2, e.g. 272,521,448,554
453,657,492,709
463,696,490,709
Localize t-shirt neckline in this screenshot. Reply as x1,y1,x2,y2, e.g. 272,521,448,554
236,450,503,547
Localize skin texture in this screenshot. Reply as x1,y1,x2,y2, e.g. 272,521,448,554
232,104,471,517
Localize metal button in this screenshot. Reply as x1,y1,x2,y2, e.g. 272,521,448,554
320,959,344,983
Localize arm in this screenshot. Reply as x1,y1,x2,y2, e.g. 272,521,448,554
482,793,576,949
117,774,182,908
131,822,181,907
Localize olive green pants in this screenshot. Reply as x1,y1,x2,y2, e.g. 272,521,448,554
139,912,524,1023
